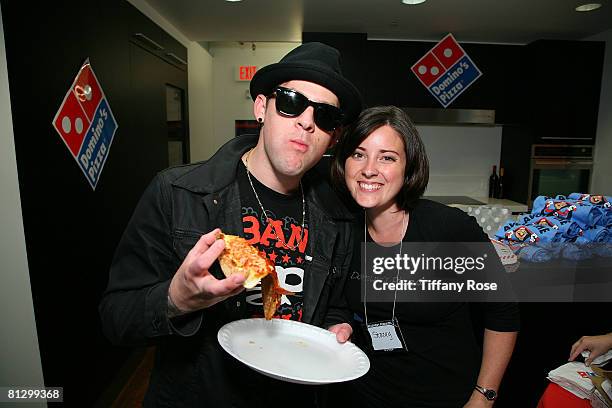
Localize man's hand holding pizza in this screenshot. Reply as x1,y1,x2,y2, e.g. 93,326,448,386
168,228,246,314
168,228,353,345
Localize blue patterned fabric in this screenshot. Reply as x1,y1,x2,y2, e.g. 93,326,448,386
532,197,604,229
498,194,612,262
517,245,553,262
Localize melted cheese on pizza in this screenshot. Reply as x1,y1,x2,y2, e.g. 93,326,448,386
218,233,273,288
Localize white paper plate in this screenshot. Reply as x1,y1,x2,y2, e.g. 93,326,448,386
217,318,370,384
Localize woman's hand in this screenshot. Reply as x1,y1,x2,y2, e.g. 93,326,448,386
463,392,494,407
569,333,612,365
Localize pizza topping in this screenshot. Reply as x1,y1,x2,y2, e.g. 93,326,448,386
217,232,293,319
261,269,294,320
218,232,273,288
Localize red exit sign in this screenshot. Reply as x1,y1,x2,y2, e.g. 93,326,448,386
236,65,257,81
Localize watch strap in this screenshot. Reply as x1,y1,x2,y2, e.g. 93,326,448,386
474,385,498,401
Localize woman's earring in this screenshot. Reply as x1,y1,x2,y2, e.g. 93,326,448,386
257,118,263,123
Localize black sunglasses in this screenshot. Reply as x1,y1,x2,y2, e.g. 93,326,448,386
268,86,344,131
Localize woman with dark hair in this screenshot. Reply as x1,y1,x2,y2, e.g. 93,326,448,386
330,106,519,408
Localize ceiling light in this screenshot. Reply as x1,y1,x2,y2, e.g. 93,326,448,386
575,3,602,11
225,0,242,2
402,0,427,4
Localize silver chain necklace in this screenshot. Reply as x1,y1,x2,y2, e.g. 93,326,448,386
363,210,406,327
244,148,306,251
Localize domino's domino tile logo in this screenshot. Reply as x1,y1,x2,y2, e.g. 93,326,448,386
411,34,482,108
52,59,118,190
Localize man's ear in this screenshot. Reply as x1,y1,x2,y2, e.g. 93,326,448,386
253,94,267,122
328,127,343,149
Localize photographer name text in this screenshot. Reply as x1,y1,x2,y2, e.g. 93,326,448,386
373,279,498,292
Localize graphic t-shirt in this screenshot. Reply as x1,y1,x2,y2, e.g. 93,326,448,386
237,161,311,321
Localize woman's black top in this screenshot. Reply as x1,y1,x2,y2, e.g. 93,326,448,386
337,199,520,408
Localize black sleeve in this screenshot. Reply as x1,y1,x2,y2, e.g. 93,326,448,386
323,221,354,328
445,206,520,332
444,206,490,242
98,173,202,346
482,302,520,332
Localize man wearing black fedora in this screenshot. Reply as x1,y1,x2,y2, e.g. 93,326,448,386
100,42,362,407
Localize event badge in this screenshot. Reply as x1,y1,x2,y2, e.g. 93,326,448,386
366,317,408,352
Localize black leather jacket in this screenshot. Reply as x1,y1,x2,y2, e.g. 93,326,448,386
99,134,354,407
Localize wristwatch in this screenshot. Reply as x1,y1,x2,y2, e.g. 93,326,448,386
474,385,498,401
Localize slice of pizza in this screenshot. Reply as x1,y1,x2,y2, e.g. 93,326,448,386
261,271,293,320
217,232,294,320
217,233,273,289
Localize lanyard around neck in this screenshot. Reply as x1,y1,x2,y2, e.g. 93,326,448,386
363,210,406,327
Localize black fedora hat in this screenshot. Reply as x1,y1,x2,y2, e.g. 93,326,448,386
250,42,362,124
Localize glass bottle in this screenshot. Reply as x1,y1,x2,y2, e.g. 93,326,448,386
488,165,499,198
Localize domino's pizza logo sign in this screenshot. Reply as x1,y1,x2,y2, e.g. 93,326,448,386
52,59,118,190
411,34,482,108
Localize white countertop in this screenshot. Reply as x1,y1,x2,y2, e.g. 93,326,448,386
449,197,529,214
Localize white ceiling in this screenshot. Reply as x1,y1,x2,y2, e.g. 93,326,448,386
145,0,612,44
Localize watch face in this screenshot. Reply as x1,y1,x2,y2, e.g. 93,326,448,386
484,389,497,400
